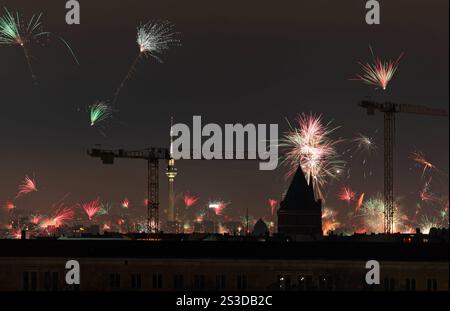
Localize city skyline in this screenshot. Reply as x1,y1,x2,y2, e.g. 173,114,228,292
0,0,448,233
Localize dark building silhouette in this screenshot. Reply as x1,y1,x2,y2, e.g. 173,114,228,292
278,166,322,237
252,219,269,237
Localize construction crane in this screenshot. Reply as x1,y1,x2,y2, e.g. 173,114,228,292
358,100,448,233
88,146,257,232
88,147,171,233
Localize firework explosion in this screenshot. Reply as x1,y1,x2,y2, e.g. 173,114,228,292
122,198,130,209
90,101,113,127
352,46,403,90
338,186,356,204
419,177,437,202
411,151,434,177
268,199,278,216
351,133,377,154
322,207,340,235
282,113,343,199
30,214,41,225
113,20,179,104
355,195,409,233
16,175,37,198
4,201,15,210
0,8,78,82
208,201,229,216
418,215,440,234
356,193,365,210
40,206,74,228
183,194,199,208
97,204,111,216
81,198,101,220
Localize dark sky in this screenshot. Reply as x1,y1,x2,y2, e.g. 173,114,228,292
0,0,448,224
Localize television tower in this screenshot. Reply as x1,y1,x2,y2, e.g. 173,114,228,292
166,117,178,222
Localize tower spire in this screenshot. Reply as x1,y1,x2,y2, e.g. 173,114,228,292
166,116,178,227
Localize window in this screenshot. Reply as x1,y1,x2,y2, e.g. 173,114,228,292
31,272,37,291
298,275,313,290
109,273,121,289
237,275,248,290
173,274,184,290
152,273,163,289
405,278,416,291
23,272,29,291
319,275,333,290
194,275,205,290
44,272,51,291
131,274,141,289
52,272,59,291
384,278,395,291
215,275,226,290
427,279,437,291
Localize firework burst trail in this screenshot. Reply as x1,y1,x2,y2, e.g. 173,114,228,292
0,8,78,83
90,101,113,126
16,175,37,198
183,194,199,208
351,45,403,91
81,198,101,220
338,186,356,204
113,20,179,104
268,199,278,216
356,193,365,211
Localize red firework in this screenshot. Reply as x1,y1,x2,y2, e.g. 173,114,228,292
352,46,403,90
16,175,37,198
411,151,434,177
81,198,101,220
122,198,130,209
209,201,228,216
41,206,74,228
338,186,356,204
4,201,15,210
183,194,199,208
268,199,278,216
356,193,365,210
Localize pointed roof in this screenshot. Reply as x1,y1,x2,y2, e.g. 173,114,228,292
280,165,318,210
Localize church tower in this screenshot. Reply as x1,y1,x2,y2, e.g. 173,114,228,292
277,166,322,237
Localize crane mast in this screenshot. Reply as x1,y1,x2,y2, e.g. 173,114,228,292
359,100,448,233
88,147,170,233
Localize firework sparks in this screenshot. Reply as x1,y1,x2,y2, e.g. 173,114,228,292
322,207,340,235
40,206,74,228
183,194,199,208
4,201,15,210
351,133,377,153
30,214,41,225
16,175,37,198
81,198,101,220
208,201,229,216
419,177,437,202
122,198,130,209
113,20,180,104
90,101,113,127
268,199,278,216
0,8,78,82
282,113,343,199
356,193,365,210
355,195,408,233
411,151,434,177
419,215,440,234
352,46,403,90
338,186,356,204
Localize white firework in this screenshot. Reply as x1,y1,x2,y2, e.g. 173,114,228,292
137,20,179,62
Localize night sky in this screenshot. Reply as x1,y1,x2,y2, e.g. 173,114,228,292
0,0,448,226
